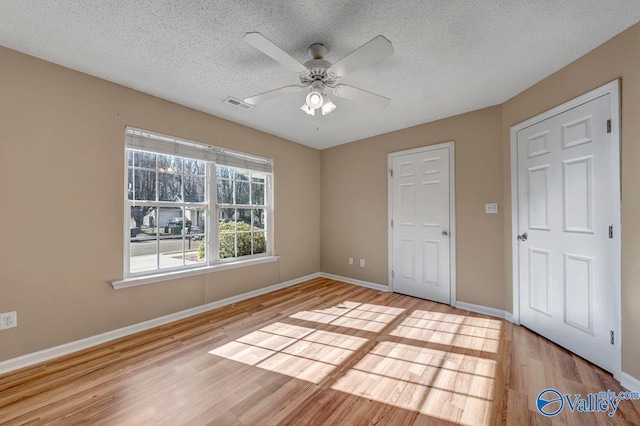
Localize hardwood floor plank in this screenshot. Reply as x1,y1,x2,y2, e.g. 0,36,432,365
1,278,638,425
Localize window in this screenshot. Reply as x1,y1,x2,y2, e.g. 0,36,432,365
124,127,273,278
217,166,268,259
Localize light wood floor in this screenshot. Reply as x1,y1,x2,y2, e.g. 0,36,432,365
1,278,639,425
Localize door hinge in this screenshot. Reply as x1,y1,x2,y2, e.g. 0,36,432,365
607,119,611,133
609,225,613,239
610,330,615,345
391,220,394,228
389,169,393,178
391,270,395,278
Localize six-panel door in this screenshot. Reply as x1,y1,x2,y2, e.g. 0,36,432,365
391,147,451,304
517,94,615,373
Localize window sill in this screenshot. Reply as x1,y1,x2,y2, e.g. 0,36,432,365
111,256,280,290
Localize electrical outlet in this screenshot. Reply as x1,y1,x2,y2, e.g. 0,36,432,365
360,259,366,268
0,311,17,330
348,257,353,265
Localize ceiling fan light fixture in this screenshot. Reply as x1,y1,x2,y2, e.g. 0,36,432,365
305,80,325,110
306,92,323,108
321,96,336,115
305,92,324,110
300,103,315,116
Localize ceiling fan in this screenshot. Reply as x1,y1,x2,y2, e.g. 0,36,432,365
242,32,393,117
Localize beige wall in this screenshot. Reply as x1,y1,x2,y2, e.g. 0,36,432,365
0,46,321,362
501,23,640,378
321,106,505,310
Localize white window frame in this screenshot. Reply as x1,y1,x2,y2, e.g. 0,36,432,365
114,127,276,289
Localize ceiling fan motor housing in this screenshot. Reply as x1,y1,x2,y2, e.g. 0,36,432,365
301,43,336,85
301,59,336,85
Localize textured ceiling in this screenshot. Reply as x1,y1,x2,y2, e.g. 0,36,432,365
1,1,639,149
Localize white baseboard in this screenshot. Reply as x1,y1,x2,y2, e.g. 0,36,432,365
617,371,640,393
454,301,509,321
504,311,518,324
319,272,390,292
0,272,321,375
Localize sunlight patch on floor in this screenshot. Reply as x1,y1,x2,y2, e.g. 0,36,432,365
331,341,497,425
209,301,501,423
289,301,405,333
209,321,369,384
389,310,502,353
409,310,503,329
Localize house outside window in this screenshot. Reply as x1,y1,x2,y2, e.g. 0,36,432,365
124,127,273,278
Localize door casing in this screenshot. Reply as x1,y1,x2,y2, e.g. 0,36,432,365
387,141,456,305
509,80,622,377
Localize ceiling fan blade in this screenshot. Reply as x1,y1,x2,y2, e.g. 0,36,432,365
244,32,309,75
332,84,390,108
328,35,393,79
244,85,304,105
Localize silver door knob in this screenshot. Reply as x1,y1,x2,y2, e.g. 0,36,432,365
517,232,528,241
441,231,448,237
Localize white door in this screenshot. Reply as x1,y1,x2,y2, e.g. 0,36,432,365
391,145,452,304
517,94,616,372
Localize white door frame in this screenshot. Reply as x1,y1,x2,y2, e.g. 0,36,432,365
510,80,621,376
387,141,457,305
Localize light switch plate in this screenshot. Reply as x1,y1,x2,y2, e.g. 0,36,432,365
485,203,499,214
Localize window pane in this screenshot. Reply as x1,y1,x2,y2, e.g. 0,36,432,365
236,169,250,181
237,230,252,257
236,181,250,204
252,209,266,230
134,170,156,201
161,207,185,236
185,206,205,257
159,236,184,269
237,208,252,225
252,232,266,255
130,206,158,233
127,168,134,200
219,210,236,259
190,236,206,264
184,159,205,176
185,205,204,264
251,183,264,205
217,179,233,204
219,208,236,225
184,175,205,202
185,207,205,234
217,166,234,179
134,151,156,169
252,171,265,184
158,172,182,201
127,150,133,167
158,154,182,173
219,233,236,258
185,235,205,265
236,210,253,257
130,237,158,273
130,205,158,273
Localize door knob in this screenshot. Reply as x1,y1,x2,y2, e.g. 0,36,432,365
517,232,528,241
441,231,448,237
